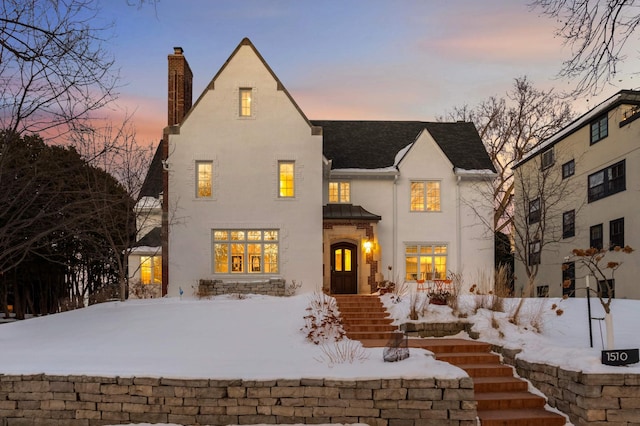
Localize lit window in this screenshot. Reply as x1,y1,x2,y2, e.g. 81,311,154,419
140,256,162,285
213,229,279,274
329,181,350,203
196,161,212,198
279,161,295,198
405,244,447,281
590,114,608,144
410,181,440,212
240,88,252,117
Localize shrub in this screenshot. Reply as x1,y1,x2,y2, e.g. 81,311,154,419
301,292,346,344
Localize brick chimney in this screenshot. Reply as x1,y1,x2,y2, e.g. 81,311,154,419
167,47,193,126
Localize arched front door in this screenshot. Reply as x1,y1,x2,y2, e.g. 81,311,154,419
330,242,358,294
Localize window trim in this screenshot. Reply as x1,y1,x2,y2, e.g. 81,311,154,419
528,240,541,266
590,223,603,250
212,229,279,275
528,197,541,224
562,159,575,179
590,114,608,144
410,180,441,212
278,160,295,198
239,88,252,117
328,181,351,203
404,243,447,281
609,217,624,250
195,161,213,198
562,210,575,239
587,160,626,203
541,148,555,170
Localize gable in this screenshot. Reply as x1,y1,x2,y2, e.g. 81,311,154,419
314,120,495,172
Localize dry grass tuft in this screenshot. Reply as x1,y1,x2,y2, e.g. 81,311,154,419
315,340,370,366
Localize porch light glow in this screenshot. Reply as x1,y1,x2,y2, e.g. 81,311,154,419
364,240,373,253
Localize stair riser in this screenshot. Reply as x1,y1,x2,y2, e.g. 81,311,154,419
346,332,403,340
341,319,394,325
474,382,529,393
421,345,492,354
438,355,501,365
478,416,566,426
462,367,514,378
344,325,397,332
477,398,546,410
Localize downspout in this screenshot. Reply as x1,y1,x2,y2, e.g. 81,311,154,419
393,174,399,278
456,175,462,277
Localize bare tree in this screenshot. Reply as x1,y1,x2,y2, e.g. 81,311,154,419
0,0,119,139
532,0,640,96
440,77,574,233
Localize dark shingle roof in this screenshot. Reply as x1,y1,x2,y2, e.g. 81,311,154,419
134,227,162,247
323,204,381,221
312,121,495,172
138,142,163,200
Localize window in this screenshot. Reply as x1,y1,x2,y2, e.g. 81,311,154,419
562,160,575,179
536,285,549,297
528,240,541,265
328,181,350,203
562,262,575,298
140,256,162,285
196,161,213,198
562,210,575,238
609,218,624,250
528,197,541,224
590,224,603,250
590,114,608,144
541,148,555,169
239,88,252,117
405,244,447,281
598,279,615,299
213,230,279,274
588,160,625,202
410,181,441,212
278,161,295,198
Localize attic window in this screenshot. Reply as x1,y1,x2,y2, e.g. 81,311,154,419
239,88,252,117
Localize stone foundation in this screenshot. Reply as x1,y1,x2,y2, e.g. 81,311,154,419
198,278,286,297
492,345,640,425
0,374,477,426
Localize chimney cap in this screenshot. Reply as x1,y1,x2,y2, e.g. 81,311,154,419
173,47,184,55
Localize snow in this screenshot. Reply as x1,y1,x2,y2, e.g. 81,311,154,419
383,293,640,374
3,292,639,426
0,294,464,380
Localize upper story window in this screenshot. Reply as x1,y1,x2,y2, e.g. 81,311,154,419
609,217,624,250
529,240,541,266
541,148,555,170
410,181,440,212
278,161,295,198
562,210,575,239
528,197,541,224
196,161,213,198
239,88,252,117
329,181,350,203
213,229,279,274
588,160,625,203
562,160,575,179
590,114,608,144
590,224,603,250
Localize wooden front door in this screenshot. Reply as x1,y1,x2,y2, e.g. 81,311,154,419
330,242,358,294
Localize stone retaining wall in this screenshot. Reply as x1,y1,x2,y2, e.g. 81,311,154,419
0,374,478,426
198,278,286,297
400,322,476,338
492,346,640,425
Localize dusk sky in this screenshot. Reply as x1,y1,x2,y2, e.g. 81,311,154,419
98,0,640,144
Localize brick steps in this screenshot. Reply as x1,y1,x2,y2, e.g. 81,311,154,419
333,294,567,426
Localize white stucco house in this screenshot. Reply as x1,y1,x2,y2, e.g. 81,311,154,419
128,38,496,298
